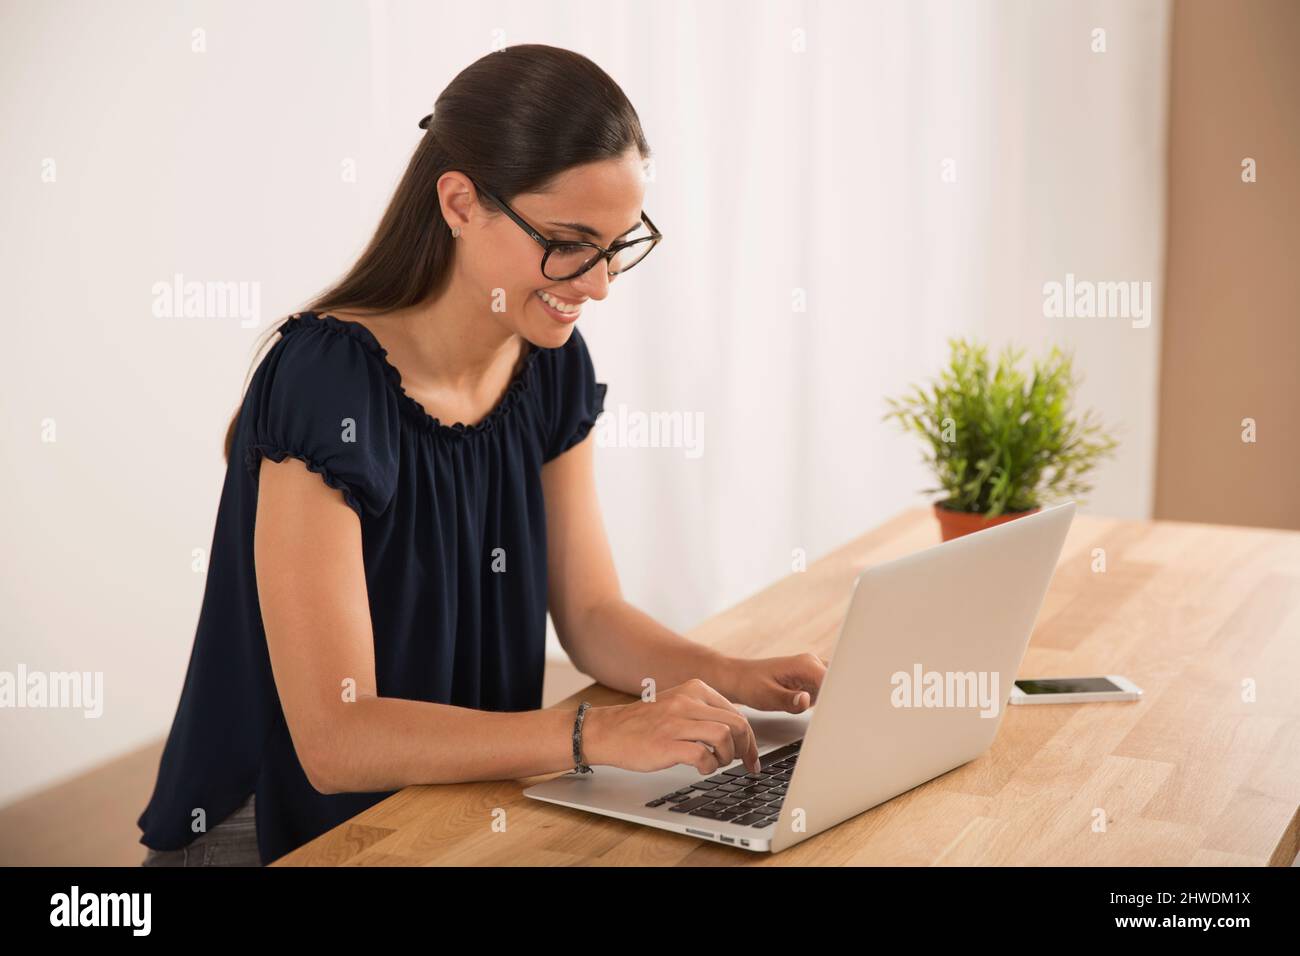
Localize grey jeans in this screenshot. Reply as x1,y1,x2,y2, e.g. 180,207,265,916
140,793,261,867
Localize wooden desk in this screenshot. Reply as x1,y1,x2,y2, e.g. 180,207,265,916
274,508,1300,866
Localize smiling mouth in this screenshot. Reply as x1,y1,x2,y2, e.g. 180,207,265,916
535,290,584,320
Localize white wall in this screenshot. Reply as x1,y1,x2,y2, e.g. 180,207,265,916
0,0,1170,805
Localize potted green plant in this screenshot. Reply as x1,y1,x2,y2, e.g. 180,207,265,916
883,338,1119,541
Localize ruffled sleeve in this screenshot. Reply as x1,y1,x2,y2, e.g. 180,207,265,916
242,318,401,518
541,326,608,463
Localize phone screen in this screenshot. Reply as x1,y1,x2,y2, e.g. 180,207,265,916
1015,677,1122,694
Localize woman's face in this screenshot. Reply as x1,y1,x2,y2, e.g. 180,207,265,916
451,150,650,349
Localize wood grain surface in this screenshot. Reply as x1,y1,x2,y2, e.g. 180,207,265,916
274,508,1300,866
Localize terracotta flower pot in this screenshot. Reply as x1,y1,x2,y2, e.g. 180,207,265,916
934,502,1040,542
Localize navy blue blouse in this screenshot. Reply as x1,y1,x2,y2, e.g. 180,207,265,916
137,310,607,865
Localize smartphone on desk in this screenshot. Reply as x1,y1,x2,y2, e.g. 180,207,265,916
1008,675,1142,704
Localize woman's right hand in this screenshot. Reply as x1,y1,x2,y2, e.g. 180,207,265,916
581,678,762,776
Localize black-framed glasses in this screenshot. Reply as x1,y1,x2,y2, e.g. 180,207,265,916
463,173,662,281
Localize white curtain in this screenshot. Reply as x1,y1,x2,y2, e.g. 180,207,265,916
0,0,1170,802
574,0,1171,636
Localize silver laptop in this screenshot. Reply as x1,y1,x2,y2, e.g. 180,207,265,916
525,501,1076,853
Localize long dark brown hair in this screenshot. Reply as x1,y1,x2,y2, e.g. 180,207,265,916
223,43,651,461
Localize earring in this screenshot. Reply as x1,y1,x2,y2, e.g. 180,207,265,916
451,226,461,238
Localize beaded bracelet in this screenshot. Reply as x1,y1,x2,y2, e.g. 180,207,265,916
572,701,594,773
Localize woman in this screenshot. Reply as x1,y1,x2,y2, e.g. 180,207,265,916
138,43,827,867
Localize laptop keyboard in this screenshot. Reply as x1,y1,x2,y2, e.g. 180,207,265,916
643,739,802,828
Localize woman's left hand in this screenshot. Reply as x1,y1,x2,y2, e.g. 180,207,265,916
720,652,830,713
